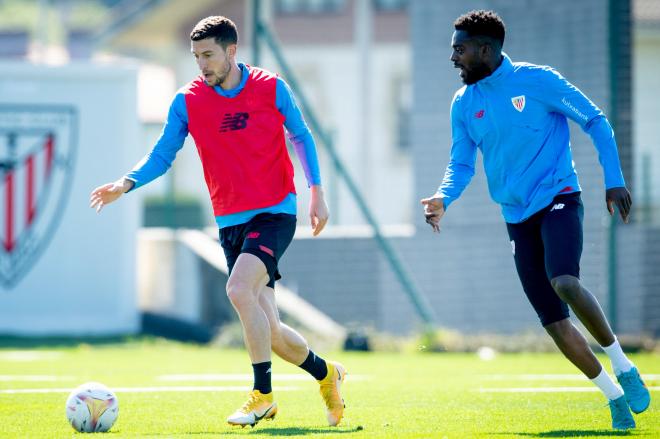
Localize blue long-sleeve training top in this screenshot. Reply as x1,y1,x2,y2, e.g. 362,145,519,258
438,53,625,223
126,63,321,228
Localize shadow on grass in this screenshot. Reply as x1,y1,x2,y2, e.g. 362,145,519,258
247,427,362,435
176,427,363,436
495,430,633,437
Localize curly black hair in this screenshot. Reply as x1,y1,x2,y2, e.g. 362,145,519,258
190,16,238,48
454,10,505,46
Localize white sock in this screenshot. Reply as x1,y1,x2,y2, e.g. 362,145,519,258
601,338,634,375
591,367,624,401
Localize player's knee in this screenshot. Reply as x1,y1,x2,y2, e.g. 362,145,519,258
226,280,255,309
550,275,581,303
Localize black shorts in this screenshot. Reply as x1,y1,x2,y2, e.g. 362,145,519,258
505,192,584,326
219,213,297,288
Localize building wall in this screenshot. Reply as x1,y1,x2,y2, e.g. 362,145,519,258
631,23,660,337
634,28,660,219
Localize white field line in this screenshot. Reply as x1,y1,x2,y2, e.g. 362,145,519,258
479,386,660,393
0,373,370,385
157,373,369,382
0,351,62,361
0,375,75,382
479,373,660,393
482,374,660,381
0,385,300,394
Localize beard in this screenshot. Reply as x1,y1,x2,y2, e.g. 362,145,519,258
205,57,232,86
461,62,492,85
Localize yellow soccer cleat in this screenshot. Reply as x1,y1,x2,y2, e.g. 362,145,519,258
318,361,346,426
227,390,277,427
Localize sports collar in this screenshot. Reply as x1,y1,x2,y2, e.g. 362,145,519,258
478,52,513,86
211,62,250,97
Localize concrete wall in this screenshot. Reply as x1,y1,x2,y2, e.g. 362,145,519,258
634,26,660,220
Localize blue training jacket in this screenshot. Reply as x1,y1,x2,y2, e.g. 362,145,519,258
438,53,625,223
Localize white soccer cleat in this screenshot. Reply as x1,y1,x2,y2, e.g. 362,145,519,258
227,390,277,428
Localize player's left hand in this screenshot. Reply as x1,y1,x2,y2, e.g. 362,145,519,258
605,186,632,223
310,185,329,236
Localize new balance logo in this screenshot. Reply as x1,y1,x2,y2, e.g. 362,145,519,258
219,112,249,132
550,203,565,211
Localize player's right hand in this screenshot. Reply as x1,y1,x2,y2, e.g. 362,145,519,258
420,195,445,233
89,178,133,213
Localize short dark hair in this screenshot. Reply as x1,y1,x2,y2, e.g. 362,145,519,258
454,10,505,47
190,16,238,48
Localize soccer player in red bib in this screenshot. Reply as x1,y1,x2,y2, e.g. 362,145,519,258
90,16,346,428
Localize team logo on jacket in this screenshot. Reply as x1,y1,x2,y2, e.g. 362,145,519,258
219,112,249,132
511,95,526,112
0,105,78,288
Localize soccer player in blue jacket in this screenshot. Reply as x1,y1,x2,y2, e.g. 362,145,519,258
421,10,650,430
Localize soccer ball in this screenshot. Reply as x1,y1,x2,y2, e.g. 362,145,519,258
65,382,119,433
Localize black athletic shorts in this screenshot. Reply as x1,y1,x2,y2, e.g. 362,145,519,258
505,192,584,326
219,213,297,288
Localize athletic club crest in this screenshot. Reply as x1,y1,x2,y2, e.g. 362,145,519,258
511,95,526,112
0,105,78,288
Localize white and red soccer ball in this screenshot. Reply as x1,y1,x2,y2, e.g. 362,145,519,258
65,382,119,433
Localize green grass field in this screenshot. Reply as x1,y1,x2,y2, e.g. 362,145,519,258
0,339,657,438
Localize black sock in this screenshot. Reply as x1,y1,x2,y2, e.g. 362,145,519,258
252,361,272,394
298,350,328,381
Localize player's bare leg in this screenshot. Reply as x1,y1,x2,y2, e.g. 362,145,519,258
225,253,277,427
258,286,308,364
544,318,602,378
259,286,346,426
551,274,650,414
544,318,634,429
227,253,271,363
550,275,614,346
